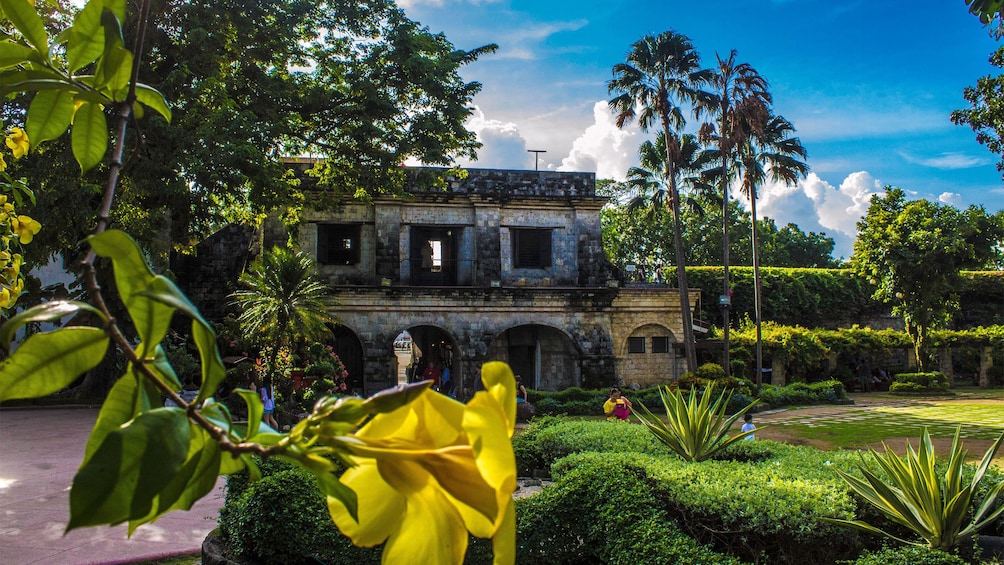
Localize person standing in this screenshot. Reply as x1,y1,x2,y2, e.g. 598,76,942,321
603,387,632,421
515,375,528,403
741,413,756,440
260,375,279,429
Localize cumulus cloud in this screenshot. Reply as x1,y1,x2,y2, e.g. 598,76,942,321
459,107,529,169
557,101,644,180
938,192,964,207
751,171,885,260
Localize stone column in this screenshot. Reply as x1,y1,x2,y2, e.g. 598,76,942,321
771,358,786,387
938,348,954,385
979,346,994,389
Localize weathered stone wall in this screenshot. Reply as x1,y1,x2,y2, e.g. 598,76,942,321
170,225,258,320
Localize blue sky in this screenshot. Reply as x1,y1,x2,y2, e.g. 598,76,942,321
399,0,1004,259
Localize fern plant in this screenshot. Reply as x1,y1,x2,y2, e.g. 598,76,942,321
633,384,758,462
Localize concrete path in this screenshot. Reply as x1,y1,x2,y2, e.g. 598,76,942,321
0,407,223,565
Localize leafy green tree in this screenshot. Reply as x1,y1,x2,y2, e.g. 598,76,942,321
852,188,1003,369
230,246,334,384
6,0,496,269
608,30,714,373
952,46,1004,180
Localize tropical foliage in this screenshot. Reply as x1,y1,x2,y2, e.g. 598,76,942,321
829,427,1004,552
633,384,759,462
0,2,518,563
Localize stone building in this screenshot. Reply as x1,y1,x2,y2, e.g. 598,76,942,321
175,165,698,397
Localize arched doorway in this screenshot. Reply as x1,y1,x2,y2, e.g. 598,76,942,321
329,325,364,393
488,325,580,391
403,325,459,395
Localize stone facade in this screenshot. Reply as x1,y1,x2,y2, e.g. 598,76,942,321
184,166,695,397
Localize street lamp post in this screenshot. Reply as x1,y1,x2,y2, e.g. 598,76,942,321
527,149,546,171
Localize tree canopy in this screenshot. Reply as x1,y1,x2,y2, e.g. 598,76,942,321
5,0,495,267
851,187,1003,369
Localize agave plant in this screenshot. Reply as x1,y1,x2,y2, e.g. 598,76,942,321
828,426,1004,551
633,384,759,462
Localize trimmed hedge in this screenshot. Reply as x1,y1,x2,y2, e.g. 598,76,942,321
512,417,669,476
890,372,951,393
842,546,967,565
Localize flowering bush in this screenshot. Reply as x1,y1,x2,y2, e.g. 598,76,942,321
303,342,349,392
0,126,41,311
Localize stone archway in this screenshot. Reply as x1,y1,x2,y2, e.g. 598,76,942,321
402,325,460,395
488,325,580,391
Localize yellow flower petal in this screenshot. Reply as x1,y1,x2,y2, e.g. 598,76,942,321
491,501,516,565
0,153,6,172
381,483,469,565
328,460,405,546
5,128,29,159
479,361,517,434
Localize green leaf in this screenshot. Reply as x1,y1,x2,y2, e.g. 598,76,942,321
134,84,172,122
0,40,33,69
68,408,190,531
236,388,264,441
26,89,76,146
128,424,221,534
95,43,132,100
84,371,146,463
66,0,106,72
129,276,177,358
362,381,431,414
0,300,105,347
319,472,359,523
135,277,224,402
149,344,183,392
89,230,154,297
71,101,108,172
0,0,49,54
0,327,109,401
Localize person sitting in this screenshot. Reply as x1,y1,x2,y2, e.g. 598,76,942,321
603,387,632,421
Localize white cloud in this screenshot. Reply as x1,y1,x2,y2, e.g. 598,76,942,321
751,171,885,260
459,107,529,169
557,101,643,179
898,151,991,170
938,192,964,207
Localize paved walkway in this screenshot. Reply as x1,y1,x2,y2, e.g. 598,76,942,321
0,407,223,565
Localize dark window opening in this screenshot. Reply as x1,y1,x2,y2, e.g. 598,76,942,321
512,228,552,269
652,336,670,354
318,224,361,265
627,337,646,354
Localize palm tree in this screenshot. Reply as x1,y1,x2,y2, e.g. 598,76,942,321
608,30,714,374
698,50,771,378
737,114,809,386
230,246,335,385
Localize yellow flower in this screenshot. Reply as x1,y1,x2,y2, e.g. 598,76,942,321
12,215,40,244
0,153,6,172
6,128,29,159
328,362,517,565
0,287,11,309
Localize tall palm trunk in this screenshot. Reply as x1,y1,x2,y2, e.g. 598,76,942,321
665,128,698,374
750,190,764,387
721,155,731,378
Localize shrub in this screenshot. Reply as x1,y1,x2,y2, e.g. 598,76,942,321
516,452,744,564
842,545,966,565
219,459,380,564
512,418,668,475
549,450,862,564
758,379,847,407
892,372,950,392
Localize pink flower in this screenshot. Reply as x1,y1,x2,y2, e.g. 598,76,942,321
339,383,347,391
342,370,349,378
